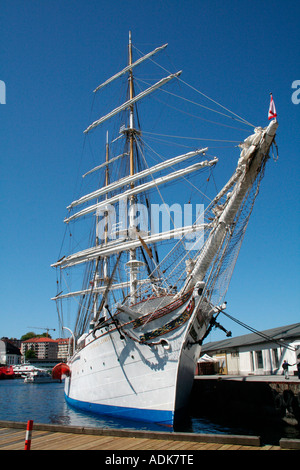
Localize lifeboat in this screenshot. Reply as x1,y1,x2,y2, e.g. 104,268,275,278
52,363,71,380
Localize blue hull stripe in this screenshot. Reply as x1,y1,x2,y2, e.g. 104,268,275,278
65,393,174,426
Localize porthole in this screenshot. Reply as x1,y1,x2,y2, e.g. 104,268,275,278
160,339,170,350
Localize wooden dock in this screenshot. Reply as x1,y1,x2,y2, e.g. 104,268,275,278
1,420,299,451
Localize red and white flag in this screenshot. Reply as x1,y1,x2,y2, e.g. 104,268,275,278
268,94,277,120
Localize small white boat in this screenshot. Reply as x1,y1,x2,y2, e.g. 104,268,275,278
13,364,38,377
24,369,60,383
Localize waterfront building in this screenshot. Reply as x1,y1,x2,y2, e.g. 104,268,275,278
201,323,300,377
57,338,70,361
0,339,22,365
21,337,58,360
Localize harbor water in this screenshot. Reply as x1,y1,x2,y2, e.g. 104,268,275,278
0,380,299,445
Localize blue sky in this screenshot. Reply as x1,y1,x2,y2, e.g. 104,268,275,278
1,0,299,342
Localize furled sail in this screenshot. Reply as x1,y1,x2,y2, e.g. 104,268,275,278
84,71,182,134
52,278,150,301
82,152,128,178
64,157,217,223
52,222,207,269
93,43,168,93
68,148,209,209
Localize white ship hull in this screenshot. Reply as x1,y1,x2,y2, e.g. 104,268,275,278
64,293,207,425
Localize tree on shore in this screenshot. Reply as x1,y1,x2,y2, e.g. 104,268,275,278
21,332,52,341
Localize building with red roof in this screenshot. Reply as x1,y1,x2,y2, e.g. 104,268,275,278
21,337,58,360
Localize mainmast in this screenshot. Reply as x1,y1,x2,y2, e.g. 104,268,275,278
128,31,135,184
127,31,144,303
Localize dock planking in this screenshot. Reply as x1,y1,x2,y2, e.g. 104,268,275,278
0,421,285,450
0,428,277,451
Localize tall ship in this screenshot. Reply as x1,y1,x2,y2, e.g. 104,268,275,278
52,33,278,426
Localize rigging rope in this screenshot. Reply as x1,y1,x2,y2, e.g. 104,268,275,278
145,89,251,132
133,44,256,128
220,310,296,352
177,77,256,128
143,130,241,143
139,136,215,204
